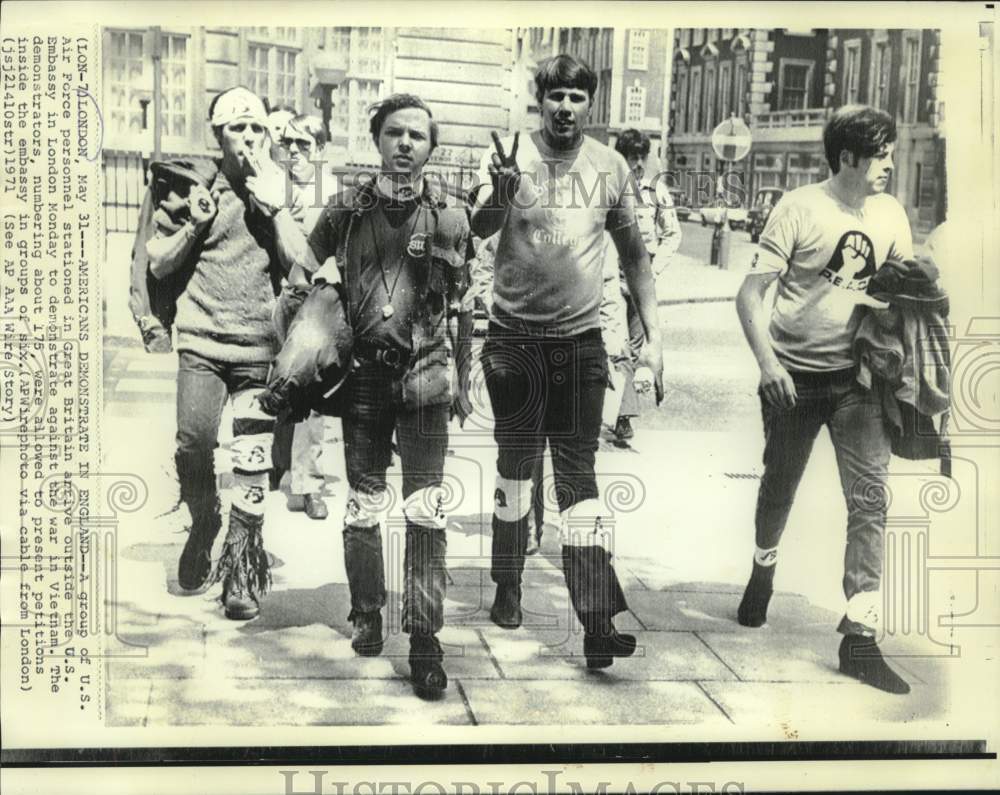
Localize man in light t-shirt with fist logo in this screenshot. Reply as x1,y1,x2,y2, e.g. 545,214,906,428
735,105,915,695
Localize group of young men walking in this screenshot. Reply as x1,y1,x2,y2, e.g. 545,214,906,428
148,52,917,701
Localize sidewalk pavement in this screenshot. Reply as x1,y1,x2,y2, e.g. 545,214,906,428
100,341,953,733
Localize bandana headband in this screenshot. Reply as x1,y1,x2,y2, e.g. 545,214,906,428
211,87,268,127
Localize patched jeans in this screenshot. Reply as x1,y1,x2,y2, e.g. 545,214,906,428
482,323,627,622
754,368,891,636
340,361,450,636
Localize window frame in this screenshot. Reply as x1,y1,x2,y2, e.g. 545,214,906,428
777,57,814,111
626,82,647,125
901,32,922,124
689,65,703,135
843,38,862,105
869,35,891,110
718,60,733,123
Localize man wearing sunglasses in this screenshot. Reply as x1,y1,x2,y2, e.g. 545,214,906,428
146,86,306,622
271,114,342,521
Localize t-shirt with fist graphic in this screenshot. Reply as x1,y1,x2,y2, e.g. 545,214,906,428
751,181,913,371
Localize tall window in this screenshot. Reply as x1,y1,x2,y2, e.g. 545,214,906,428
913,162,923,207
351,27,383,76
718,61,732,121
679,29,692,49
675,66,689,133
779,59,812,110
246,31,304,111
689,66,702,134
247,44,270,103
628,29,649,70
107,30,147,138
734,58,748,117
160,34,189,138
324,27,352,71
843,40,862,104
902,34,922,123
626,83,646,124
703,63,716,131
871,39,891,110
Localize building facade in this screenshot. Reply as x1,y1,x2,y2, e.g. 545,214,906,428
101,26,515,231
666,28,946,239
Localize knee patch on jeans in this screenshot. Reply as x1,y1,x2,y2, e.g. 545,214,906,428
231,388,275,475
558,497,613,551
493,475,531,523
403,486,448,530
345,487,389,529
232,471,268,517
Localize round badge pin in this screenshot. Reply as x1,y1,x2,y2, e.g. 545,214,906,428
407,233,428,258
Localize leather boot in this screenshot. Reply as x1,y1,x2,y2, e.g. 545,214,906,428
409,633,447,699
490,583,523,629
176,450,221,591
210,506,271,621
350,610,384,657
581,611,636,669
737,561,776,628
839,633,911,695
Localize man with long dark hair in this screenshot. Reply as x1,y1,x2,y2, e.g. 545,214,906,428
735,104,914,694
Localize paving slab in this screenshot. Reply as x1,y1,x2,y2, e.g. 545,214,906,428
698,629,926,685
626,589,841,634
701,679,946,731
477,627,737,682
141,677,473,726
461,679,729,726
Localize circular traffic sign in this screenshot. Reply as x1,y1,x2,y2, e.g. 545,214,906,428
711,115,752,162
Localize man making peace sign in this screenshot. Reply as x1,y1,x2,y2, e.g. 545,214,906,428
470,54,663,669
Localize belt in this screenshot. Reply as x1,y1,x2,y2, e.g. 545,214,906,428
353,338,411,369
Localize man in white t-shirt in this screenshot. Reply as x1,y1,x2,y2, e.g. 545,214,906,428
735,105,913,695
469,54,663,671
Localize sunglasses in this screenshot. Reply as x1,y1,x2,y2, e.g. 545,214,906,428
279,136,314,152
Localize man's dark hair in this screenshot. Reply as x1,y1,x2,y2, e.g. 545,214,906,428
615,129,651,160
368,93,438,150
534,54,598,104
823,104,897,174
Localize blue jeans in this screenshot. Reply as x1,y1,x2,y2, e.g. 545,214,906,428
175,351,274,545
340,360,450,636
482,323,626,621
754,368,890,635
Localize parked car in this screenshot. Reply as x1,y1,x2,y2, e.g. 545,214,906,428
748,188,785,243
699,200,748,231
669,189,691,222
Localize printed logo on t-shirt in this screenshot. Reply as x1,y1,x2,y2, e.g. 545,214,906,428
820,231,877,291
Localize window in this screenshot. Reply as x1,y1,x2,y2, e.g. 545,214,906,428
247,44,270,102
325,27,352,71
703,63,716,131
871,39,891,110
693,28,706,47
675,66,689,133
778,59,812,110
350,27,383,77
902,34,922,123
246,30,305,111
913,163,923,207
718,61,732,122
689,66,702,134
628,29,649,70
679,29,692,48
626,83,646,124
843,40,862,104
734,58,748,118
160,34,190,138
107,30,147,138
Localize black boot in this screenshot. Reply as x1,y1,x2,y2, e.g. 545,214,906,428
176,450,221,592
737,561,775,628
409,633,447,699
582,611,636,670
839,634,911,695
210,506,271,621
490,584,523,629
350,610,384,657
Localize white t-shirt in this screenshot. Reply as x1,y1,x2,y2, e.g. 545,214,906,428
476,131,636,336
753,180,914,371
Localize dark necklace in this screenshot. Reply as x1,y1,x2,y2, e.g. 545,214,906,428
367,200,424,321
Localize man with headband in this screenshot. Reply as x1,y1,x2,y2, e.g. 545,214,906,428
146,85,307,621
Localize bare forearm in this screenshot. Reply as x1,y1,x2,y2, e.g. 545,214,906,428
618,237,661,345
147,223,200,280
736,277,780,369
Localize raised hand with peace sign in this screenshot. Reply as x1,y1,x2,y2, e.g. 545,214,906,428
487,130,522,206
